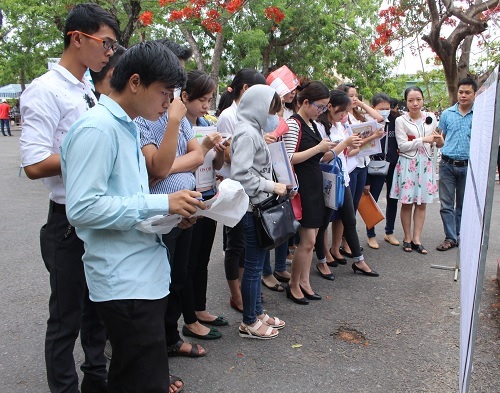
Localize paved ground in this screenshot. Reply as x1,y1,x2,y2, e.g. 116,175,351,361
1,126,499,393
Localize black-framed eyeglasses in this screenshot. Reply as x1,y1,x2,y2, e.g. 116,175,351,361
311,101,328,113
67,30,118,53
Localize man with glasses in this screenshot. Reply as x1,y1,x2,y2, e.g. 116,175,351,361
19,4,119,393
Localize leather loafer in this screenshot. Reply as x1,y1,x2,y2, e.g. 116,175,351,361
384,234,400,246
367,237,379,249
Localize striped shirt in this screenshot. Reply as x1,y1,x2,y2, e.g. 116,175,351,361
439,102,473,160
136,113,196,194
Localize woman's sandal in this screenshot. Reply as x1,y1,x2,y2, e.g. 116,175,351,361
411,242,428,255
258,313,285,330
169,374,184,393
261,278,284,292
402,241,413,253
238,320,279,340
167,339,205,358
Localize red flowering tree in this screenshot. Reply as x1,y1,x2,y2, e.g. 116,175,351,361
371,0,499,104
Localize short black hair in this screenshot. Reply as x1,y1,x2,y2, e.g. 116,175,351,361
110,41,186,93
64,3,120,49
371,93,391,107
154,39,193,62
458,77,478,92
89,45,126,85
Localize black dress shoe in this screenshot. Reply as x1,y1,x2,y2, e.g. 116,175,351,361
327,256,347,267
81,376,108,393
285,284,309,305
299,285,322,300
352,263,379,277
339,246,353,258
315,264,335,281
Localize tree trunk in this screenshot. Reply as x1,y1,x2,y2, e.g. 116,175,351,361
119,0,141,48
180,27,206,73
457,35,473,81
210,31,225,111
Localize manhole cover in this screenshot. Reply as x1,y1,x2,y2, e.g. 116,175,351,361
333,326,368,345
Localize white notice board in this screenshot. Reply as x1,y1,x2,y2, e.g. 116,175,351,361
459,65,500,393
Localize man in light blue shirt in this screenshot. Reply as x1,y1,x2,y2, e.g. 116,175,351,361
61,41,204,393
436,77,477,251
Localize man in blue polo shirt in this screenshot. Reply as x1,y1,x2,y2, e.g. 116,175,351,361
436,77,477,251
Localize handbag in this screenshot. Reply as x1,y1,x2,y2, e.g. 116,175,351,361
320,152,345,210
253,194,301,251
367,131,389,176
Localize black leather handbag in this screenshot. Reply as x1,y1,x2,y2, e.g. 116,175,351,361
252,194,300,251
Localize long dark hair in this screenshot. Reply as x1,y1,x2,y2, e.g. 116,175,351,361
182,70,216,101
216,69,266,116
317,89,351,135
295,80,329,106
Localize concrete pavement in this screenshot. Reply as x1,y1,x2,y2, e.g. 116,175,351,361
1,127,498,392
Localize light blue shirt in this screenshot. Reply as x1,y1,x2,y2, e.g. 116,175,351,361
439,102,474,160
61,95,171,302
136,113,196,194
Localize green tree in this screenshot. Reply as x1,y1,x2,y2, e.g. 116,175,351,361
372,0,500,104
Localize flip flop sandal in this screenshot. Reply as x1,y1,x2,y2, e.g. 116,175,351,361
261,278,284,292
167,339,206,358
182,325,222,340
258,314,286,330
198,315,229,326
169,374,184,393
238,320,279,340
402,241,413,252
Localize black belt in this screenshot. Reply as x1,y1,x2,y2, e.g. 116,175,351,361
50,200,66,214
441,155,468,167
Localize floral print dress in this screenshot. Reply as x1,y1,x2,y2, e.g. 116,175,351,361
389,117,438,204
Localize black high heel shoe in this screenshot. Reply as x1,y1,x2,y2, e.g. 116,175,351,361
285,284,309,305
299,285,322,300
352,262,379,277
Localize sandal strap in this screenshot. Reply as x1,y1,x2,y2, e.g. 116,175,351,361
240,320,275,338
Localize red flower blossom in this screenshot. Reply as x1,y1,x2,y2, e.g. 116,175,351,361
138,11,153,27
224,0,243,14
201,18,222,33
169,10,184,21
264,6,285,24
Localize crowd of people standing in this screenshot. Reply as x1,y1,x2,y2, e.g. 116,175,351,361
17,3,482,392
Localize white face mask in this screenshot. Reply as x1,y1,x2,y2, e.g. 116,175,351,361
262,114,279,133
378,109,390,122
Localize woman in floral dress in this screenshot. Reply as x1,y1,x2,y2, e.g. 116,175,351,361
390,87,444,254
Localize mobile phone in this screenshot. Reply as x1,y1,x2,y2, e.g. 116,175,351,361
435,127,443,135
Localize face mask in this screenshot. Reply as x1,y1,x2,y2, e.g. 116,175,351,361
378,110,390,121
262,114,279,133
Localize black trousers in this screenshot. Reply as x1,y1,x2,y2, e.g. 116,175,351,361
162,226,193,346
223,219,246,281
95,298,170,393
185,217,218,320
40,201,107,393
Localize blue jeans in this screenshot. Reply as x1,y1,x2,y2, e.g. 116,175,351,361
366,163,398,237
438,161,467,242
241,212,266,325
349,166,368,212
1,119,11,136
262,240,288,276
